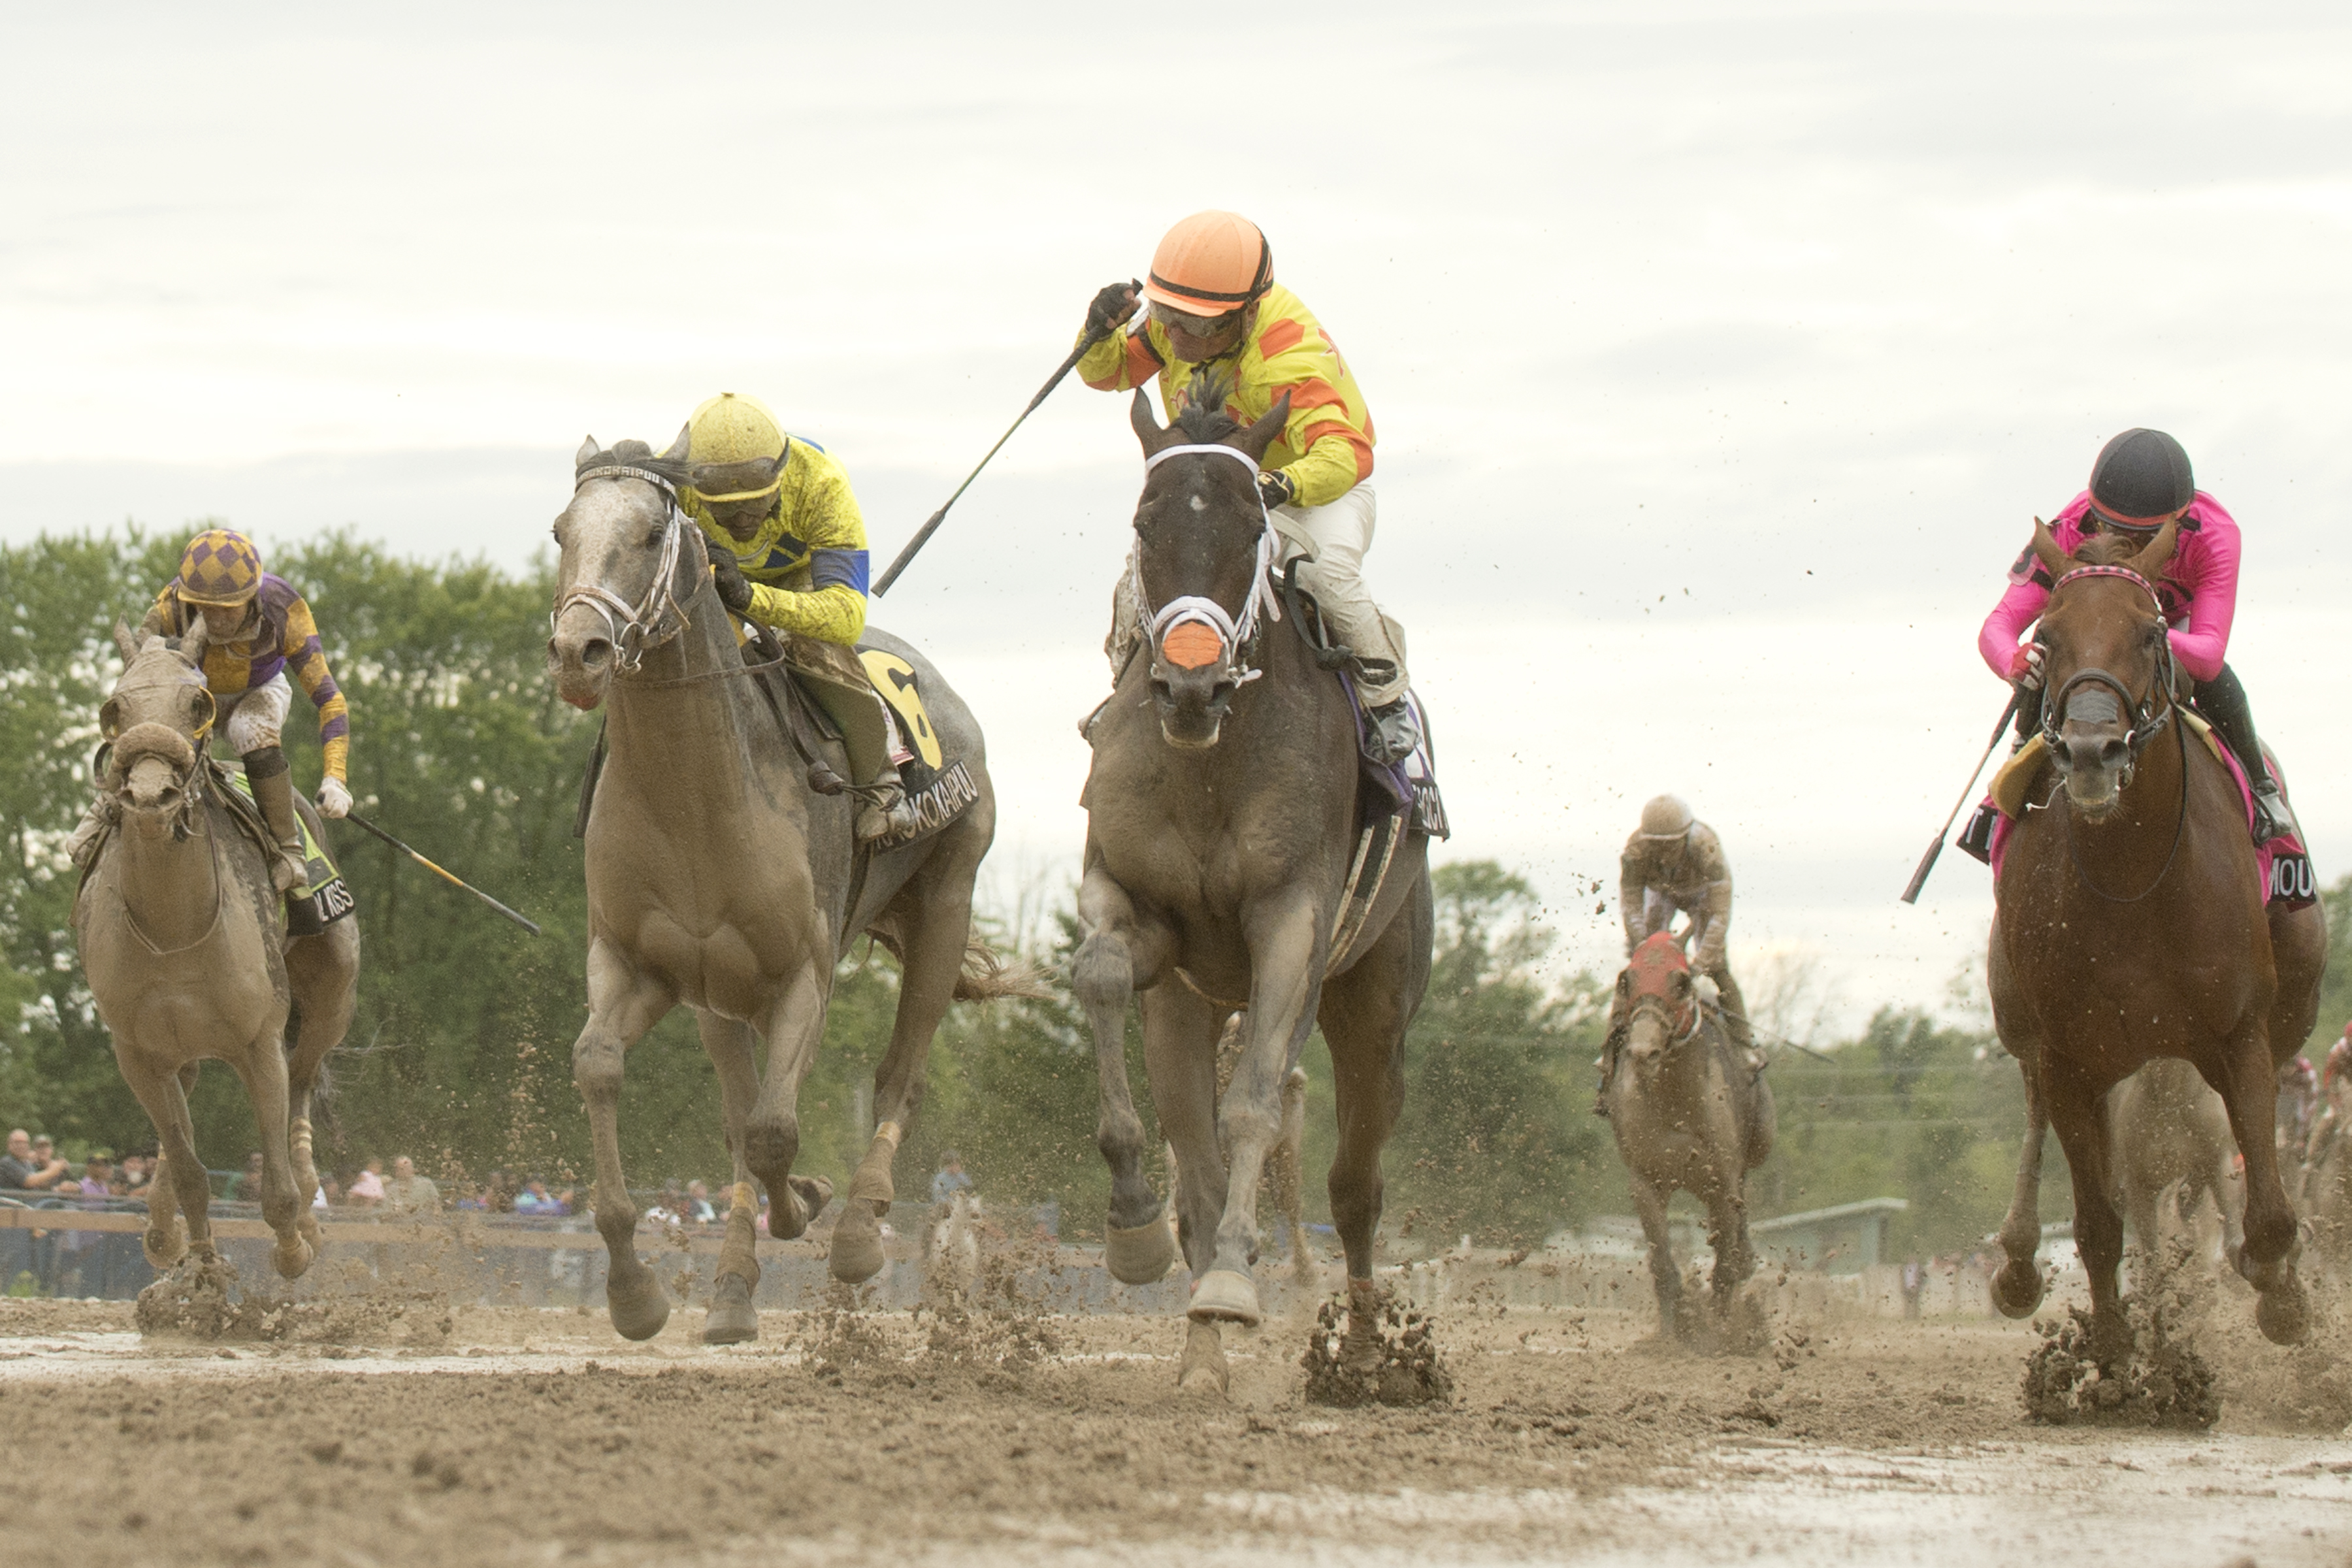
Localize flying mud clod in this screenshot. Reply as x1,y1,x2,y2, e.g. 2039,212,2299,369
2022,1302,2219,1429
1301,1294,1452,1407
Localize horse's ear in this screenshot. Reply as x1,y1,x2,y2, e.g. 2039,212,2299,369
1233,391,1292,466
659,423,692,465
1130,389,1169,455
113,621,140,665
576,435,601,470
2131,515,2181,580
180,612,210,671
2030,517,2070,581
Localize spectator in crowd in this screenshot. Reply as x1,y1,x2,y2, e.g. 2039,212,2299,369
684,1180,716,1224
313,1171,342,1211
457,1169,518,1213
645,1181,687,1226
226,1150,265,1201
112,1152,151,1198
347,1158,385,1208
514,1177,573,1216
3,1130,69,1192
54,1154,114,1296
930,1150,973,1205
382,1154,442,1214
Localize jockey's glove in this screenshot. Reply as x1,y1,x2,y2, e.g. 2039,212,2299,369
316,777,351,819
2006,644,2045,690
1257,468,1298,512
1085,280,1141,339
705,537,755,616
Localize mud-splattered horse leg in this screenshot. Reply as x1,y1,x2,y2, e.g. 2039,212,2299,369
2045,1053,2132,1364
571,937,679,1341
1991,1046,2051,1318
2210,1022,2311,1345
1075,862,1179,1283
223,1004,314,1280
284,919,359,1260
743,956,838,1252
1630,1173,1684,1339
1138,980,1232,1391
696,1011,765,1345
834,862,981,1285
126,1061,203,1270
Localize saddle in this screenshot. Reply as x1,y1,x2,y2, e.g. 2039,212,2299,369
76,751,353,932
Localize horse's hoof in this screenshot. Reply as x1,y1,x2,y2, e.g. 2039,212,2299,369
701,1273,759,1345
1188,1268,1262,1326
1178,1320,1229,1398
1105,1209,1178,1284
1989,1258,2045,1320
2088,1307,2134,1369
272,1237,314,1281
2256,1273,2311,1347
143,1222,188,1271
828,1205,885,1284
605,1262,671,1342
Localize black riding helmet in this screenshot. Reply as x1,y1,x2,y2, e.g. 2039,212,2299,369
2088,428,2194,529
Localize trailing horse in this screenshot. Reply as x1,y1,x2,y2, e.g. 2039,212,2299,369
74,622,359,1296
547,433,1022,1345
1985,517,2327,1358
1605,932,1774,1339
1075,390,1435,1396
2108,1057,2243,1290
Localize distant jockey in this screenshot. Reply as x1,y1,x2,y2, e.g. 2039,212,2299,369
678,393,913,843
1979,428,2291,844
1077,210,1420,766
1597,795,1759,1114
68,529,350,926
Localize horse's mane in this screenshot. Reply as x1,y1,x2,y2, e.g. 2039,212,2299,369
1172,370,1243,445
2072,531,2146,567
577,438,689,486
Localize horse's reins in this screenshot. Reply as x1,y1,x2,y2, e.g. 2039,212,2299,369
2042,563,2191,903
553,465,696,676
1132,443,1282,687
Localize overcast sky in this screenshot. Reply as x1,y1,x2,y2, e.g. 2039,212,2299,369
5,2,2347,1035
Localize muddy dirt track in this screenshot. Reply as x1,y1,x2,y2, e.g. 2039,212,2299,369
3,1284,2350,1567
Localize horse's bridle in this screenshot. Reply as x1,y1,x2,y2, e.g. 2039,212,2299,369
552,465,696,676
95,656,218,841
2037,563,2177,780
1132,442,1282,688
2039,563,2191,902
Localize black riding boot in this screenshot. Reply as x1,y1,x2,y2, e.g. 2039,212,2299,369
2196,663,2292,841
244,747,322,934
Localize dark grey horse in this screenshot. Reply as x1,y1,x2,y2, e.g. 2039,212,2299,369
1076,391,1434,1396
547,433,1022,1345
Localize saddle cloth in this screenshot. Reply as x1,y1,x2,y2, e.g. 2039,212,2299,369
1336,676,1448,840
1970,714,2314,910
212,758,356,926
766,634,979,852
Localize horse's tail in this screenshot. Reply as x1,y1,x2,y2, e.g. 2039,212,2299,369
953,936,1052,1003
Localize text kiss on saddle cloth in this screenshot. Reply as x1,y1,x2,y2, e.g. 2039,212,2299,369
1980,427,2295,847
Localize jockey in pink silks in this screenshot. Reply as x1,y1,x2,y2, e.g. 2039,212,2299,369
1978,427,2290,843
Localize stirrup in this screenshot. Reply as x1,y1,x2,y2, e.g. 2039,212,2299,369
269,847,307,896
2252,784,2295,845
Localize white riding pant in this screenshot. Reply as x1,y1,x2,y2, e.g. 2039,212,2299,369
1106,483,1410,705
221,672,292,754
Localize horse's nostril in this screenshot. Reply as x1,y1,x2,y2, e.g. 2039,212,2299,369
580,638,612,668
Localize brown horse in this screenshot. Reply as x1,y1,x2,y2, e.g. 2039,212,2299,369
1605,933,1774,1337
1076,391,1433,1395
1987,518,2327,1358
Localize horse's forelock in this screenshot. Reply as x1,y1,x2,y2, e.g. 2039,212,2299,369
1172,369,1243,446
2072,532,2144,568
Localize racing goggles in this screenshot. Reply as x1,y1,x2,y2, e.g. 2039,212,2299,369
1148,300,1245,340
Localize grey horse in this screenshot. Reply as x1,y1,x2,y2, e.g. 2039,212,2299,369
2108,1056,2244,1290
1075,391,1434,1395
75,622,359,1290
547,432,1021,1345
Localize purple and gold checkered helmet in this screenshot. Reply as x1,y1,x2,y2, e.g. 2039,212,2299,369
174,529,263,608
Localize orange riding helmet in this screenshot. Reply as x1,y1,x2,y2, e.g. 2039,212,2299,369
1141,210,1274,321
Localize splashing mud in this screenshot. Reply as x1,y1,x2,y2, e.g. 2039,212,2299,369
916,1251,1061,1379
133,1254,451,1347
1301,1294,1453,1407
2021,1303,2219,1428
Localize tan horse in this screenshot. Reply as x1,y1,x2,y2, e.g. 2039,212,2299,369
2108,1057,2242,1288
547,435,1019,1344
1605,932,1774,1337
74,623,359,1288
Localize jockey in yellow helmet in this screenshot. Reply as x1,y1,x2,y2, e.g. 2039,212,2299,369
1077,211,1419,765
679,393,914,841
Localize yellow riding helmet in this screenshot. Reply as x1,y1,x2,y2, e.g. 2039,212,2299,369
687,393,788,502
174,528,264,608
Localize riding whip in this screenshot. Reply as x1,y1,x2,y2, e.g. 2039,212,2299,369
342,812,543,935
873,301,1130,596
1899,691,2023,905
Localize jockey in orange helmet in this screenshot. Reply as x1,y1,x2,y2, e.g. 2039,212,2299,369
1077,211,1419,765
